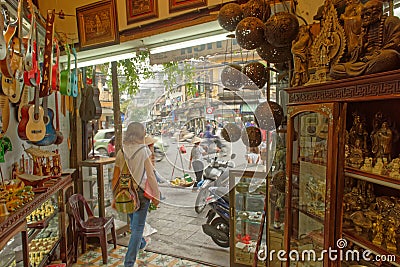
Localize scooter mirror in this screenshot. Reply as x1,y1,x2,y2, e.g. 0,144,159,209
231,153,236,160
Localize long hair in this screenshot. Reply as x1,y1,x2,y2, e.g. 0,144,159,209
124,122,145,143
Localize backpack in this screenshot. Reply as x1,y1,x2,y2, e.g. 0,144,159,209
112,146,145,214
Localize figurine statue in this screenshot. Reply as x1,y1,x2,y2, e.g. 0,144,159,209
331,0,400,79
291,25,313,87
389,162,400,179
371,121,393,161
343,187,364,212
348,114,368,154
340,0,363,57
372,158,384,175
385,218,398,252
347,139,365,168
365,183,375,205
372,215,384,246
360,157,373,172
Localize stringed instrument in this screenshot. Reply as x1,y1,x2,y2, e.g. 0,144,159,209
0,10,7,60
39,9,55,98
71,47,78,97
0,6,18,79
59,44,70,96
17,84,29,122
0,95,10,138
34,95,56,146
24,0,35,73
51,39,60,92
54,90,63,144
5,0,24,103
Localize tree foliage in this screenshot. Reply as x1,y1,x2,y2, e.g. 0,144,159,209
162,61,196,96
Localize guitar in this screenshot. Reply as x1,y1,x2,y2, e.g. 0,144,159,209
39,9,55,98
24,0,35,72
0,10,7,60
34,95,56,146
79,85,95,121
59,44,70,96
93,87,102,119
71,47,78,97
51,40,60,92
0,95,10,138
0,7,18,79
54,90,63,144
17,84,29,122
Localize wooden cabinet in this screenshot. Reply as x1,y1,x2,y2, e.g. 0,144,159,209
284,69,400,267
0,174,73,267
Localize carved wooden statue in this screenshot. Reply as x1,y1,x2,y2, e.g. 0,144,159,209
291,25,313,87
340,0,363,57
331,0,400,78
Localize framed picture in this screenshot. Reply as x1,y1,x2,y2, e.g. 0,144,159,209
169,0,207,13
126,0,158,24
76,0,119,50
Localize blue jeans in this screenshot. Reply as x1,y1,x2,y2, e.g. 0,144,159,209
124,189,150,267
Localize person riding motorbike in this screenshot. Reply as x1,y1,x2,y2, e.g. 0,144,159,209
204,125,223,153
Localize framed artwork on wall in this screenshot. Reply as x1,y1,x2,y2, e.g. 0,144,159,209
76,0,119,49
169,0,207,13
126,0,158,24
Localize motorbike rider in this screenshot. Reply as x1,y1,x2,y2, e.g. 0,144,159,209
204,124,223,153
189,136,207,191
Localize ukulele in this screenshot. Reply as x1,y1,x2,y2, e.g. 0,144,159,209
51,40,60,92
71,47,78,97
59,44,70,96
34,95,56,146
54,90,63,144
0,10,7,60
24,0,35,73
39,9,55,98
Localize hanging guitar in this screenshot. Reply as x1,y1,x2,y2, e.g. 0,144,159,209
24,0,35,74
33,95,56,146
0,9,7,61
0,6,18,79
17,84,30,122
4,0,24,103
54,90,63,144
23,24,40,87
59,44,71,96
71,47,78,97
0,94,10,139
39,9,55,98
22,23,45,142
51,39,60,92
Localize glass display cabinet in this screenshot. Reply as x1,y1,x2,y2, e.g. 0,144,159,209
285,103,340,267
229,165,267,267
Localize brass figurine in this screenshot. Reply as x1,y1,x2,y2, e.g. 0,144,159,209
340,0,363,57
371,121,393,161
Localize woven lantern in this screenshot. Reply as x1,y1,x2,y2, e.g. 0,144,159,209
242,0,271,22
218,3,244,32
264,12,299,47
254,101,284,130
272,170,286,193
256,41,292,63
242,62,268,89
235,17,265,50
221,64,243,91
241,126,262,147
221,123,242,142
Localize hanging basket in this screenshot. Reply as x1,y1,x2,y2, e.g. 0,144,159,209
241,126,262,147
221,64,244,91
242,0,271,22
242,62,268,89
235,17,265,50
264,12,299,48
254,101,284,130
221,123,242,142
218,3,244,32
256,42,292,63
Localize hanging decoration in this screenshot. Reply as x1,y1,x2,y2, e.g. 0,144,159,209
221,64,244,90
241,126,262,147
264,12,299,48
255,101,284,131
221,123,242,142
242,0,271,22
242,62,268,89
256,42,292,63
235,17,265,50
217,3,243,32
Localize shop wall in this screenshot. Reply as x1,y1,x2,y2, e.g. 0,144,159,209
4,94,71,181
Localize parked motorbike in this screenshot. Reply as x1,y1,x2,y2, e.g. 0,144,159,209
201,186,230,248
194,153,236,214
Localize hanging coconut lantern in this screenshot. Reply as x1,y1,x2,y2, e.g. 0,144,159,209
256,41,292,63
242,0,271,22
235,17,265,50
242,62,268,89
218,3,244,32
254,101,284,131
264,12,299,48
241,126,262,147
221,64,244,91
221,123,242,142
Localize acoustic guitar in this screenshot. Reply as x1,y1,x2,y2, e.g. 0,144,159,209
17,84,29,122
39,9,55,98
51,40,60,92
24,0,35,73
59,44,70,96
0,10,7,61
34,95,56,146
0,94,10,138
0,7,18,79
54,90,63,144
71,47,78,97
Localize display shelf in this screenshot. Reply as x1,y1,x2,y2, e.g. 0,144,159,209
36,238,61,267
292,204,324,224
345,167,400,189
343,231,400,266
27,212,57,230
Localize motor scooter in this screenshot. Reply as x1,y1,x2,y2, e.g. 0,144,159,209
201,186,230,248
194,153,236,214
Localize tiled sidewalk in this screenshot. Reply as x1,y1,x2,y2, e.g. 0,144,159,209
72,244,213,267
